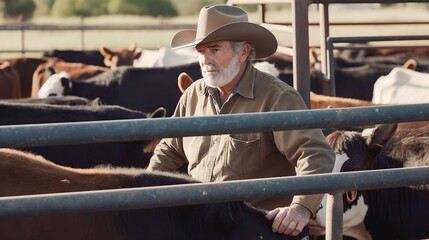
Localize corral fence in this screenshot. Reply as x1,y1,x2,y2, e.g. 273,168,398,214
1,0,429,105
228,0,429,107
1,104,429,240
0,16,196,55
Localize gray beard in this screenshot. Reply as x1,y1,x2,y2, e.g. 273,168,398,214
202,54,240,88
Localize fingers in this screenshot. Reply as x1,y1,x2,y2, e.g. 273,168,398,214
267,205,311,237
270,207,289,233
266,208,280,220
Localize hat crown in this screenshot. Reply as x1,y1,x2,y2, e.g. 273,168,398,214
196,5,248,40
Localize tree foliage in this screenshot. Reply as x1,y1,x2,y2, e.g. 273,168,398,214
51,0,108,17
2,0,36,19
49,0,177,17
171,0,225,16
108,0,177,17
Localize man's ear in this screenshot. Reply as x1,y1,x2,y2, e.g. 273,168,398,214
240,43,251,63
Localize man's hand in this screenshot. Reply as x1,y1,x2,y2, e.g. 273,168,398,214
266,203,311,236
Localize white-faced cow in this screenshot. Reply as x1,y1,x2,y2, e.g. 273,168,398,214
0,101,166,168
0,148,309,240
31,61,109,97
310,123,429,240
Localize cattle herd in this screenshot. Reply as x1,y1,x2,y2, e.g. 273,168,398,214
1,42,429,239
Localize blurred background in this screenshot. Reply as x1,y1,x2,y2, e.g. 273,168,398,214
0,0,428,58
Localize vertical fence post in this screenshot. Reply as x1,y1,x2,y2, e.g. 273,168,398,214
19,15,25,56
325,191,344,240
80,16,85,50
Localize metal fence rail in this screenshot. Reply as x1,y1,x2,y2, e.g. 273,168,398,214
0,20,196,54
1,104,429,148
1,104,429,240
1,166,428,217
326,35,429,97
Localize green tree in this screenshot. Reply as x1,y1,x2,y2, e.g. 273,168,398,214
3,0,36,19
108,0,177,17
171,0,226,16
51,0,108,17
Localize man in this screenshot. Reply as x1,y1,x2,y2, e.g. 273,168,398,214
147,4,335,237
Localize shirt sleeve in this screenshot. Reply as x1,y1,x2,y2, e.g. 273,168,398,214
147,100,188,172
272,88,336,215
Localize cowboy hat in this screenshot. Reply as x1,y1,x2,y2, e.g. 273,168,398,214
170,5,278,59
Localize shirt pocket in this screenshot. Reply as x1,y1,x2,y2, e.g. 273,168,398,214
224,133,261,176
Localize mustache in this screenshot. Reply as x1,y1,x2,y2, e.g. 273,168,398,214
202,64,219,72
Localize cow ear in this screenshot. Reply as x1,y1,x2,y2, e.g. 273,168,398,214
129,42,137,52
99,46,113,59
366,123,397,155
178,72,194,93
134,49,142,60
47,66,57,76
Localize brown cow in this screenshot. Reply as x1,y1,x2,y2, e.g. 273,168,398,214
0,148,308,240
33,43,141,96
0,57,58,98
0,61,21,99
99,42,142,69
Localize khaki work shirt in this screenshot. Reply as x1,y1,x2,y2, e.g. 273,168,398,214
148,63,335,215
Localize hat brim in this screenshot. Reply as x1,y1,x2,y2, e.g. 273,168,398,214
170,22,278,59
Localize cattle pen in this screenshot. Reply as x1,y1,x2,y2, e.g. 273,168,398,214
1,0,429,105
1,103,429,240
2,0,429,239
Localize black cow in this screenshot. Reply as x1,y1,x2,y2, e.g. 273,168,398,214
311,123,429,240
40,62,203,117
0,148,309,240
43,49,106,67
310,57,411,101
2,95,101,106
0,101,166,168
336,44,429,73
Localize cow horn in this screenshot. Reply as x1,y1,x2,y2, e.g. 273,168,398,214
345,191,358,203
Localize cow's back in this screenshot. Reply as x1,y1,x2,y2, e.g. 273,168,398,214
71,62,202,116
0,102,157,168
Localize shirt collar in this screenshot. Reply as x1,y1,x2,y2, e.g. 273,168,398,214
235,62,255,99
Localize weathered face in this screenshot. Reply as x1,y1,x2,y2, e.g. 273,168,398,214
196,40,242,88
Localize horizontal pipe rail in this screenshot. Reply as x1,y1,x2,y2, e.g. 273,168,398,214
0,24,196,31
0,104,428,148
229,0,429,3
1,166,428,218
326,35,429,96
